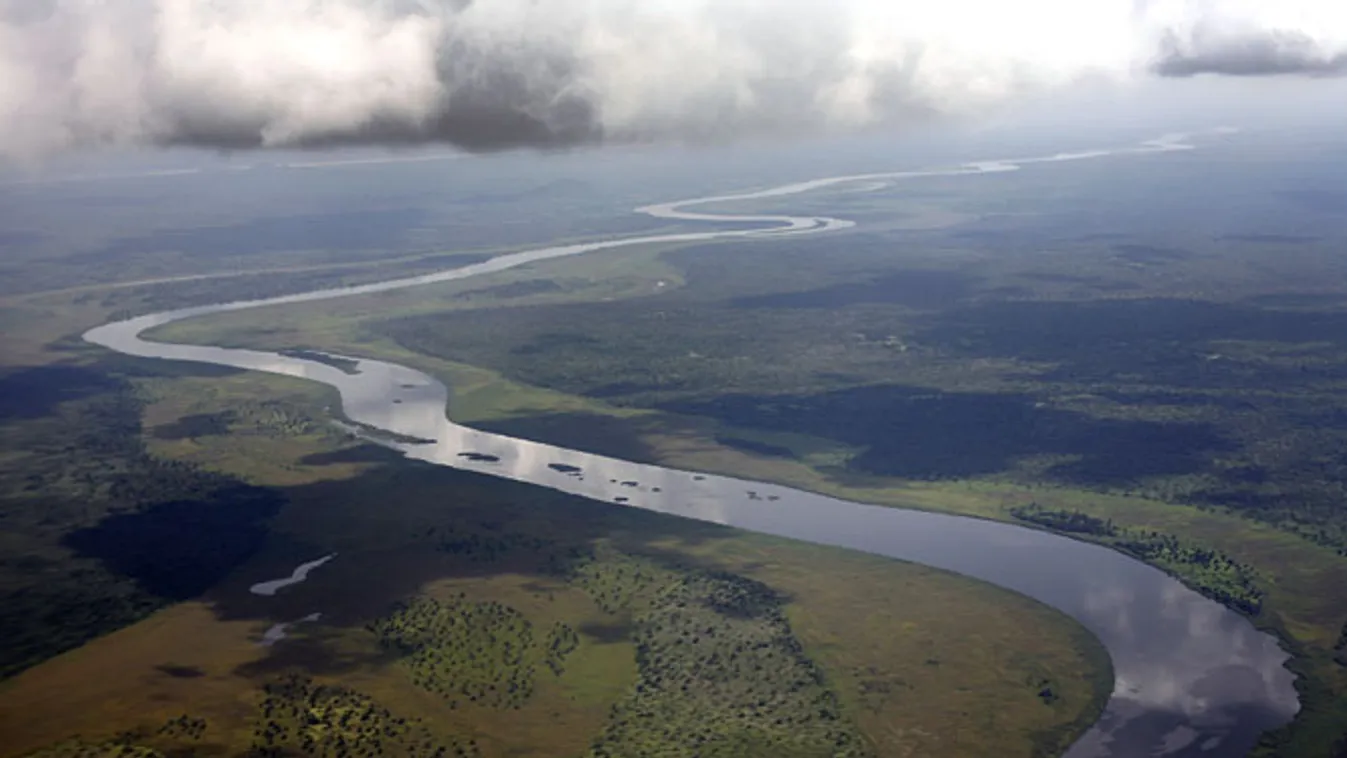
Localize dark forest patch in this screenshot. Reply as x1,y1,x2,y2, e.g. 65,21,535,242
924,299,1347,352
152,411,236,440
0,363,275,679
733,270,978,311
474,412,660,464
0,365,122,421
666,385,1231,485
299,443,403,466
578,620,633,644
278,349,361,375
63,486,282,601
714,435,795,459
156,664,205,678
85,208,428,260
917,299,1347,389
510,331,603,356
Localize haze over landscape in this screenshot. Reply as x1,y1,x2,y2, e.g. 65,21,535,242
3,3,1347,758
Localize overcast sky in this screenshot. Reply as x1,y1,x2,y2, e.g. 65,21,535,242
2,0,1346,164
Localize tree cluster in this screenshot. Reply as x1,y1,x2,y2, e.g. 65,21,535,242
247,674,479,758
367,595,576,710
1011,504,1265,616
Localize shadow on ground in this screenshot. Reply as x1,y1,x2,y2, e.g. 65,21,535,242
663,384,1233,485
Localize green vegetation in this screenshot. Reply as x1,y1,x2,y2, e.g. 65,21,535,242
0,363,286,679
155,715,207,741
1006,507,1117,536
368,595,570,709
355,238,1347,560
248,675,479,758
278,349,362,375
564,543,663,614
0,340,1109,758
544,621,581,676
542,543,872,756
366,536,874,756
20,675,481,758
149,204,1347,754
21,714,209,757
1010,504,1265,615
434,524,552,565
587,569,869,758
23,147,1327,755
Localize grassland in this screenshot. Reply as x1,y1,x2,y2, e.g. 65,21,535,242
134,210,1347,755
11,131,1347,755
0,358,291,679
0,284,1111,758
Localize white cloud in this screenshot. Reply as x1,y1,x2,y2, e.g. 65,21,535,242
1,0,1344,160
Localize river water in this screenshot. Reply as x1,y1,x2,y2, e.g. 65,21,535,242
84,130,1298,757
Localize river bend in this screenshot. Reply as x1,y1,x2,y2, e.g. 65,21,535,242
85,131,1298,757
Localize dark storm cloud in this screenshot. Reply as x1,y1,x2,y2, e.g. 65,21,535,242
156,34,602,152
1155,28,1347,78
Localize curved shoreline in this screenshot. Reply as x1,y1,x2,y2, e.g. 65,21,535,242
247,554,336,597
259,612,322,647
84,130,1298,757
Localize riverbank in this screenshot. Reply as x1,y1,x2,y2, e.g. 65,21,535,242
151,316,1335,754
65,127,1347,753
0,355,1112,758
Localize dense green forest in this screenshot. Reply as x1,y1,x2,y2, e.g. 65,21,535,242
246,675,481,758
0,362,282,679
585,570,869,758
376,534,875,758
369,595,574,710
367,519,875,756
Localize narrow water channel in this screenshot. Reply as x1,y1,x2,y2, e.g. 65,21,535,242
85,131,1299,757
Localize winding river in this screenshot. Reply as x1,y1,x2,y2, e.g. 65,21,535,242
85,130,1298,758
